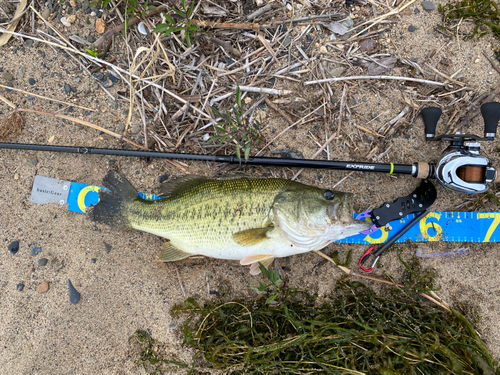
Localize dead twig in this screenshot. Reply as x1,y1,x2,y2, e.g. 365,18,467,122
304,75,445,86
314,250,451,311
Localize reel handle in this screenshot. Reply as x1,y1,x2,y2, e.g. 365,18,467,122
421,107,442,139
481,102,500,139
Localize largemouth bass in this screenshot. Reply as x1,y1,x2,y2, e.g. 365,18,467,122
89,170,370,274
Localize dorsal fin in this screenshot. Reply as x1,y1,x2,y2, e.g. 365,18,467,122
158,175,206,198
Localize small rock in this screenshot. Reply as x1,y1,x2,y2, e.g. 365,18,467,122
118,123,125,131
421,1,435,11
60,16,71,27
91,72,104,81
28,78,35,85
38,258,48,266
359,39,375,52
13,173,19,180
131,124,142,134
2,72,14,81
64,83,72,93
86,35,96,43
16,283,25,292
67,14,76,23
29,158,38,167
91,258,97,263
37,281,49,293
8,241,19,254
42,7,51,18
82,0,89,10
38,50,46,58
24,39,34,48
18,66,25,78
70,0,77,6
66,7,74,15
330,67,345,77
159,174,170,183
68,280,81,304
408,25,416,32
56,13,63,23
108,74,118,83
96,18,106,34
104,242,112,253
31,246,42,256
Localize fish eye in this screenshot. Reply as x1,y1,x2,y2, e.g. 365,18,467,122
323,190,335,200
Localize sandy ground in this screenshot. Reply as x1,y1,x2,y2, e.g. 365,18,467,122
1,0,500,373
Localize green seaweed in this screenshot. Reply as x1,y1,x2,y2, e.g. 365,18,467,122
169,261,499,374
130,330,188,374
439,0,500,39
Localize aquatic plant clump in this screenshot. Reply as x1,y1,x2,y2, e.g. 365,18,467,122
173,282,499,374
439,0,500,39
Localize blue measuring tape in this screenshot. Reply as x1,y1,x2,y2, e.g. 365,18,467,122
63,181,500,244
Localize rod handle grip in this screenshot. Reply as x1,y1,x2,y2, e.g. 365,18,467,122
481,102,500,139
421,107,441,139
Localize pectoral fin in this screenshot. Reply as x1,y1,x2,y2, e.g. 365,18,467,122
159,243,191,262
240,254,274,265
233,227,273,246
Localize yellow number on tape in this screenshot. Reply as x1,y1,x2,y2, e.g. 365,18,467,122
419,212,442,241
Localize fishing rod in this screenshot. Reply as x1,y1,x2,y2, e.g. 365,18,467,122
1,102,500,194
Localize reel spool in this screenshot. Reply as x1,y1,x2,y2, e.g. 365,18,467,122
421,102,500,194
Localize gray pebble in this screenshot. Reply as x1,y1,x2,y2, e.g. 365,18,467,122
48,28,55,36
68,279,81,304
118,123,125,131
421,1,435,11
29,158,38,167
408,25,416,32
38,50,46,58
168,322,177,328
82,0,89,10
24,39,34,48
16,283,25,292
18,66,25,79
2,72,14,81
131,124,142,134
28,78,35,85
8,241,19,254
27,96,35,100
109,74,118,83
31,247,42,256
74,77,80,82
42,7,51,19
104,242,112,253
87,35,96,43
64,83,72,93
66,7,73,15
56,13,63,23
38,258,48,266
159,174,170,183
92,72,104,81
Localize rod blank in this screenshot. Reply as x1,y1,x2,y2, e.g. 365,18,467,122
0,142,416,175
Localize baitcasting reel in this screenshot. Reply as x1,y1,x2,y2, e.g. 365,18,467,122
420,102,500,194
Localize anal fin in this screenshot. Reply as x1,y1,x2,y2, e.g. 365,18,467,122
159,242,191,262
233,227,273,246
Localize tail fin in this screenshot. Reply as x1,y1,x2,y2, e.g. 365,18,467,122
87,170,138,229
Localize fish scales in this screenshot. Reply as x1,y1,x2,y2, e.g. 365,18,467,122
89,171,370,274
126,178,291,253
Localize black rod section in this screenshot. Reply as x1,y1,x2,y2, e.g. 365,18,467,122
0,142,415,175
